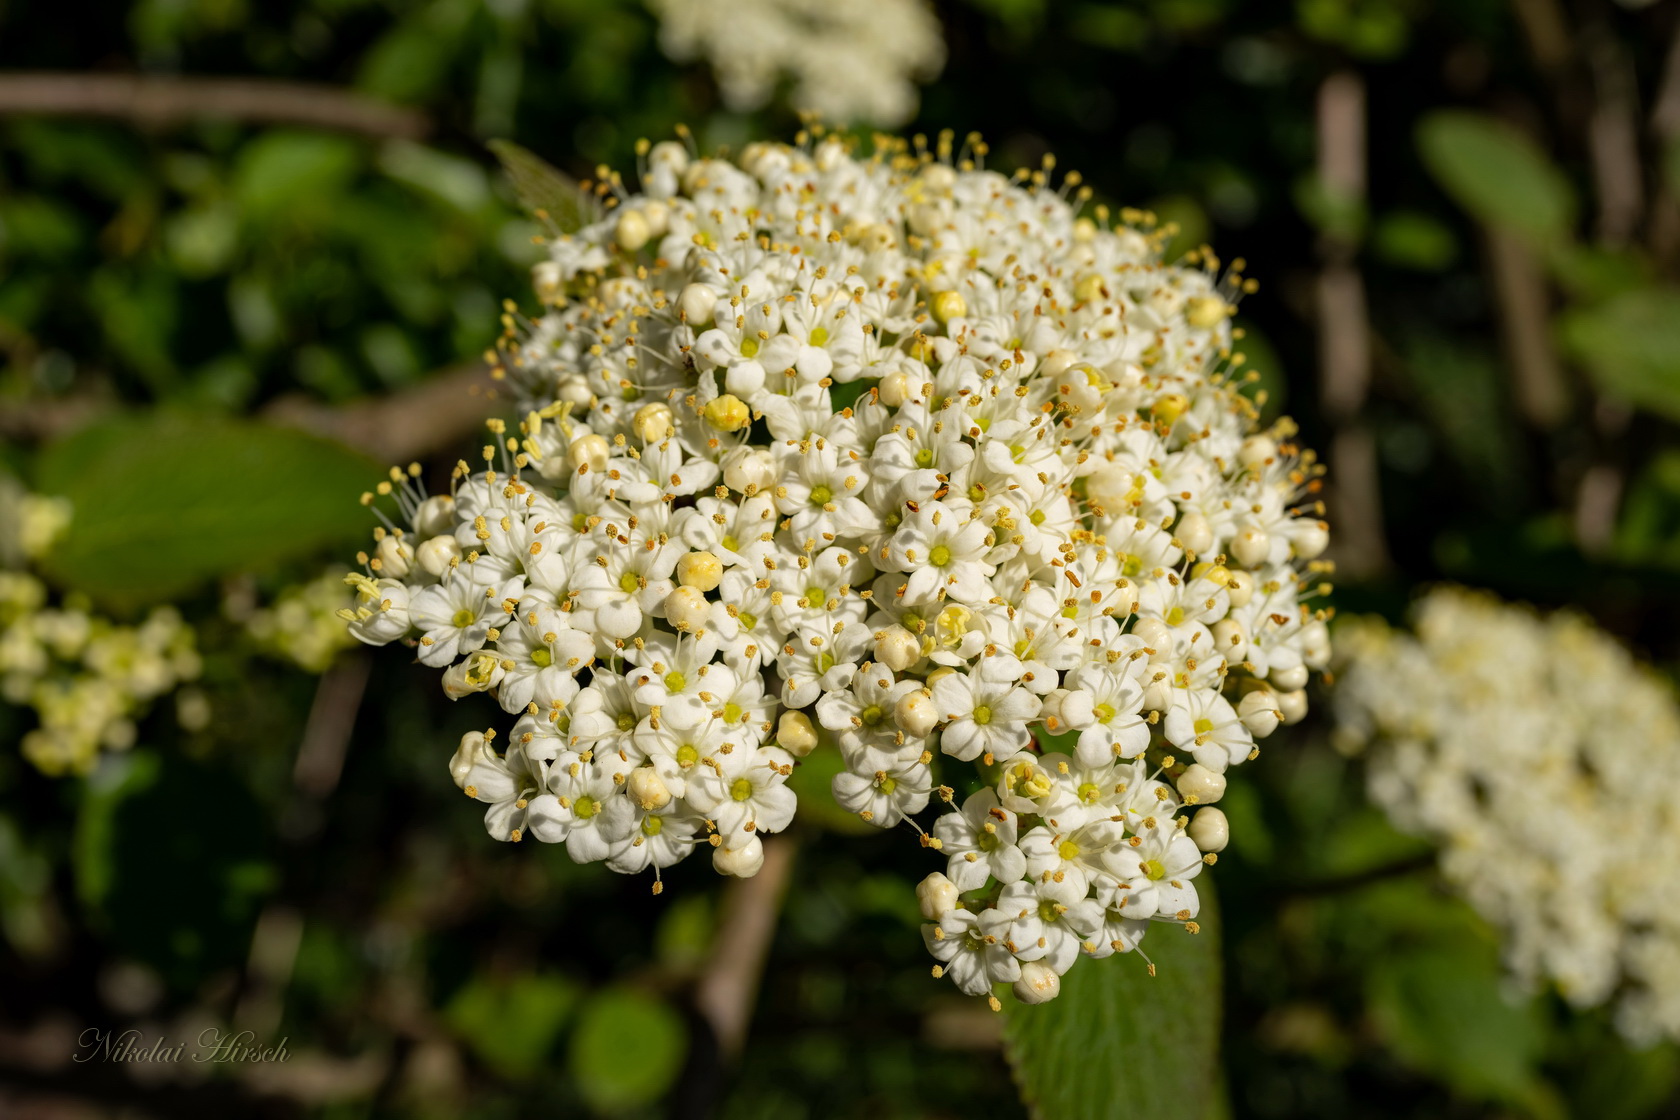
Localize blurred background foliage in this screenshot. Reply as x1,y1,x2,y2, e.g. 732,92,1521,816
5,0,1680,1116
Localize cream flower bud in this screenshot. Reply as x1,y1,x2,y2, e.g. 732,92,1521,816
1142,676,1173,714
1134,617,1174,654
615,208,650,253
662,586,710,633
1211,619,1248,663
1301,619,1331,669
916,872,959,920
532,259,563,304
874,626,920,672
704,394,751,432
930,290,966,324
713,834,765,877
878,370,912,407
1225,570,1255,608
1040,349,1078,380
1188,807,1230,853
1013,961,1063,1004
677,551,723,592
1277,688,1309,725
894,688,938,738
1176,511,1213,557
1292,520,1329,560
1232,527,1270,569
414,494,457,538
1238,689,1282,738
679,282,717,326
1239,435,1277,469
1271,663,1310,692
568,434,610,473
1185,295,1228,329
632,402,675,443
776,710,818,757
416,534,462,578
1112,578,1138,617
627,765,672,811
375,535,413,579
449,731,493,789
556,374,594,410
722,448,777,493
640,199,670,238
1177,762,1227,804
1050,688,1095,731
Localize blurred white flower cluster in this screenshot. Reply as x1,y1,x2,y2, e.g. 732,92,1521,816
1336,586,1680,1042
0,479,202,776
238,569,358,674
649,0,945,126
346,132,1332,1002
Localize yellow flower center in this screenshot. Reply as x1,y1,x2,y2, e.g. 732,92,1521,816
730,777,754,802
929,545,953,567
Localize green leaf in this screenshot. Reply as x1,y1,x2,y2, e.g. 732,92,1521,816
1366,945,1549,1105
487,139,596,232
1417,111,1575,244
232,131,363,225
34,412,379,606
567,987,687,1113
1005,890,1222,1120
786,747,878,836
1372,210,1457,270
445,970,581,1081
1557,289,1680,422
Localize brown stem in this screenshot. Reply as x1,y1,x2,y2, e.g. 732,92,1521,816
1313,70,1388,580
1484,227,1570,429
0,73,429,139
262,362,501,465
692,837,798,1060
292,650,373,799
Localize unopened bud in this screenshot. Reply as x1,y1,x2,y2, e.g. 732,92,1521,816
1013,961,1063,1004
1188,806,1230,852
680,282,717,326
916,872,959,920
1270,663,1309,692
1232,527,1270,569
1112,578,1137,617
449,731,493,789
1291,519,1329,560
1176,511,1213,557
414,494,457,538
722,448,777,493
615,208,650,253
677,550,723,592
1185,296,1228,329
895,689,939,738
663,586,710,632
1238,436,1277,469
1151,393,1190,427
1277,688,1308,725
417,534,463,578
633,402,675,442
713,834,765,877
930,290,967,325
1053,688,1095,730
878,370,912,407
704,394,751,432
1177,762,1227,804
627,765,671,811
1238,689,1281,738
1134,617,1174,654
1040,349,1078,380
1211,619,1248,663
568,434,610,473
776,710,818,757
375,535,413,579
874,626,920,672
1225,570,1255,608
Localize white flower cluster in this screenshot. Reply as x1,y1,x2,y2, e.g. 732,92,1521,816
238,569,359,674
345,133,1332,1002
649,0,945,126
1336,586,1680,1043
0,479,202,776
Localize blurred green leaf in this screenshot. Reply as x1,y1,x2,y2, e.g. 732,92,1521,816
567,986,687,1113
1367,945,1551,1107
1372,210,1457,270
446,970,581,1080
75,751,274,983
786,747,879,836
487,139,595,232
35,412,379,605
357,0,474,102
1417,111,1575,244
1293,174,1366,243
233,131,363,225
1558,289,1680,422
1006,891,1221,1120
1547,243,1652,303
1296,0,1410,58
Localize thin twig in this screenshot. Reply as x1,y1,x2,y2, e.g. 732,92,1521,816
1313,70,1388,580
0,73,429,139
693,838,798,1060
264,363,500,466
292,651,372,799
1484,227,1570,428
